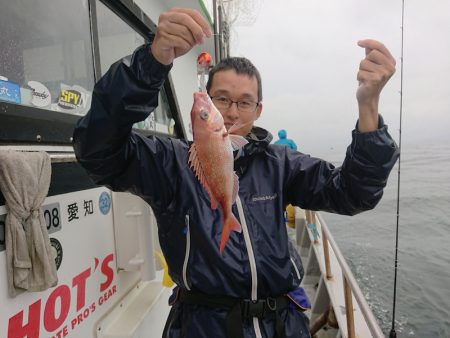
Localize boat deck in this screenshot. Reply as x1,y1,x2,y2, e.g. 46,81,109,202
289,208,382,338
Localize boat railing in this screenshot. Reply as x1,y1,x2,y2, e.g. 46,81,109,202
296,208,384,338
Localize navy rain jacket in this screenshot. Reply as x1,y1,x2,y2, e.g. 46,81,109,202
73,45,399,338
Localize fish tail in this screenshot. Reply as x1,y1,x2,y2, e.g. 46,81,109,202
220,214,241,253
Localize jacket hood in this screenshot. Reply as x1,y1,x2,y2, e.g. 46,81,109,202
278,129,287,139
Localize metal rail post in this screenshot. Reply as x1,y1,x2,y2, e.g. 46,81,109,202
322,227,333,280
343,271,356,338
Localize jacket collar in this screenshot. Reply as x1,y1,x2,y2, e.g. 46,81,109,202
233,127,272,175
244,126,273,155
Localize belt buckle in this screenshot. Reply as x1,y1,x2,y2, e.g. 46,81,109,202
266,297,277,311
241,299,251,319
241,299,265,319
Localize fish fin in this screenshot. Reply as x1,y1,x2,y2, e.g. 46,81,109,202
229,134,248,151
220,214,242,253
228,120,253,135
232,173,239,205
188,143,198,169
189,143,218,210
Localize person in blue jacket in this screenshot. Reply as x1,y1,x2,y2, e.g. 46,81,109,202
274,130,297,150
73,8,398,338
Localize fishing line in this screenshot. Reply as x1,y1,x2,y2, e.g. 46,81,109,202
389,0,405,337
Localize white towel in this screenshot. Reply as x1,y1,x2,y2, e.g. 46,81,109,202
0,150,58,297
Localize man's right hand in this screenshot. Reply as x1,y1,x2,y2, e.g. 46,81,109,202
151,8,212,65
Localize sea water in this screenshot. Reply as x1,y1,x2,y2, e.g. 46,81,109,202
323,143,450,337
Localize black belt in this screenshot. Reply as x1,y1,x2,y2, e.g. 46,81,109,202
178,289,288,338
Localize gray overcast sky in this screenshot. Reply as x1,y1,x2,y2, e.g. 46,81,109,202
230,0,450,158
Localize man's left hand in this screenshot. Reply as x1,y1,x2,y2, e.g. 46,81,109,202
356,39,396,132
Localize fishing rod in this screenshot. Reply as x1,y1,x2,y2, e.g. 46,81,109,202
389,0,405,337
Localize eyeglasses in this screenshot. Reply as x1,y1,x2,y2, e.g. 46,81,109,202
210,96,259,113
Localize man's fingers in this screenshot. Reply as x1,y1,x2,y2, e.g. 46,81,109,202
357,70,382,83
365,49,388,65
152,8,213,64
160,11,206,44
358,41,396,82
170,8,212,38
359,61,394,82
160,21,197,47
163,33,193,53
358,39,396,65
359,59,382,73
357,39,390,56
364,50,396,73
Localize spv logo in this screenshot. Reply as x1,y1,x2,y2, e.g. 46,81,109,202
58,89,83,109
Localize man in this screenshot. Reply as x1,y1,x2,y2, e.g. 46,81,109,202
274,129,298,150
73,7,398,338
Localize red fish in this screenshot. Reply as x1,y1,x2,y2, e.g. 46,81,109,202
188,92,247,253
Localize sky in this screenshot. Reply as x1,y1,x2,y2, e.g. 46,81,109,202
229,0,450,159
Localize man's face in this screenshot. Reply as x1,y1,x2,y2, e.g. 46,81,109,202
208,70,262,137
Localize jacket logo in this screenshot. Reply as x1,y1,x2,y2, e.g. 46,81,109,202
252,193,277,202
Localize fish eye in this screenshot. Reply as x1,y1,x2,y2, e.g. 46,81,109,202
200,110,209,120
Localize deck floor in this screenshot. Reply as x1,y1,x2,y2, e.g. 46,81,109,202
288,226,340,338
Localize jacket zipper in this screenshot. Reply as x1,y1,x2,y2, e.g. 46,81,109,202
290,256,301,281
236,196,263,338
182,214,191,290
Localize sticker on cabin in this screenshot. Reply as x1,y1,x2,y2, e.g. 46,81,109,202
50,237,63,270
0,79,21,104
66,199,96,222
57,84,91,114
67,202,80,222
58,89,83,109
5,253,117,338
28,80,51,107
99,192,111,215
84,199,94,216
43,202,62,234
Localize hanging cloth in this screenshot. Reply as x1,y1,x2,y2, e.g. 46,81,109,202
0,150,57,297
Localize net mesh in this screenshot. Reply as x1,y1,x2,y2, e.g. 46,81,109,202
221,0,263,26
219,0,263,53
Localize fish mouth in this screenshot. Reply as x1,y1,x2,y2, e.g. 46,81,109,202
224,123,234,130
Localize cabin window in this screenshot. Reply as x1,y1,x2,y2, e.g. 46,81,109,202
96,1,146,76
0,0,181,143
0,0,95,116
96,0,176,136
